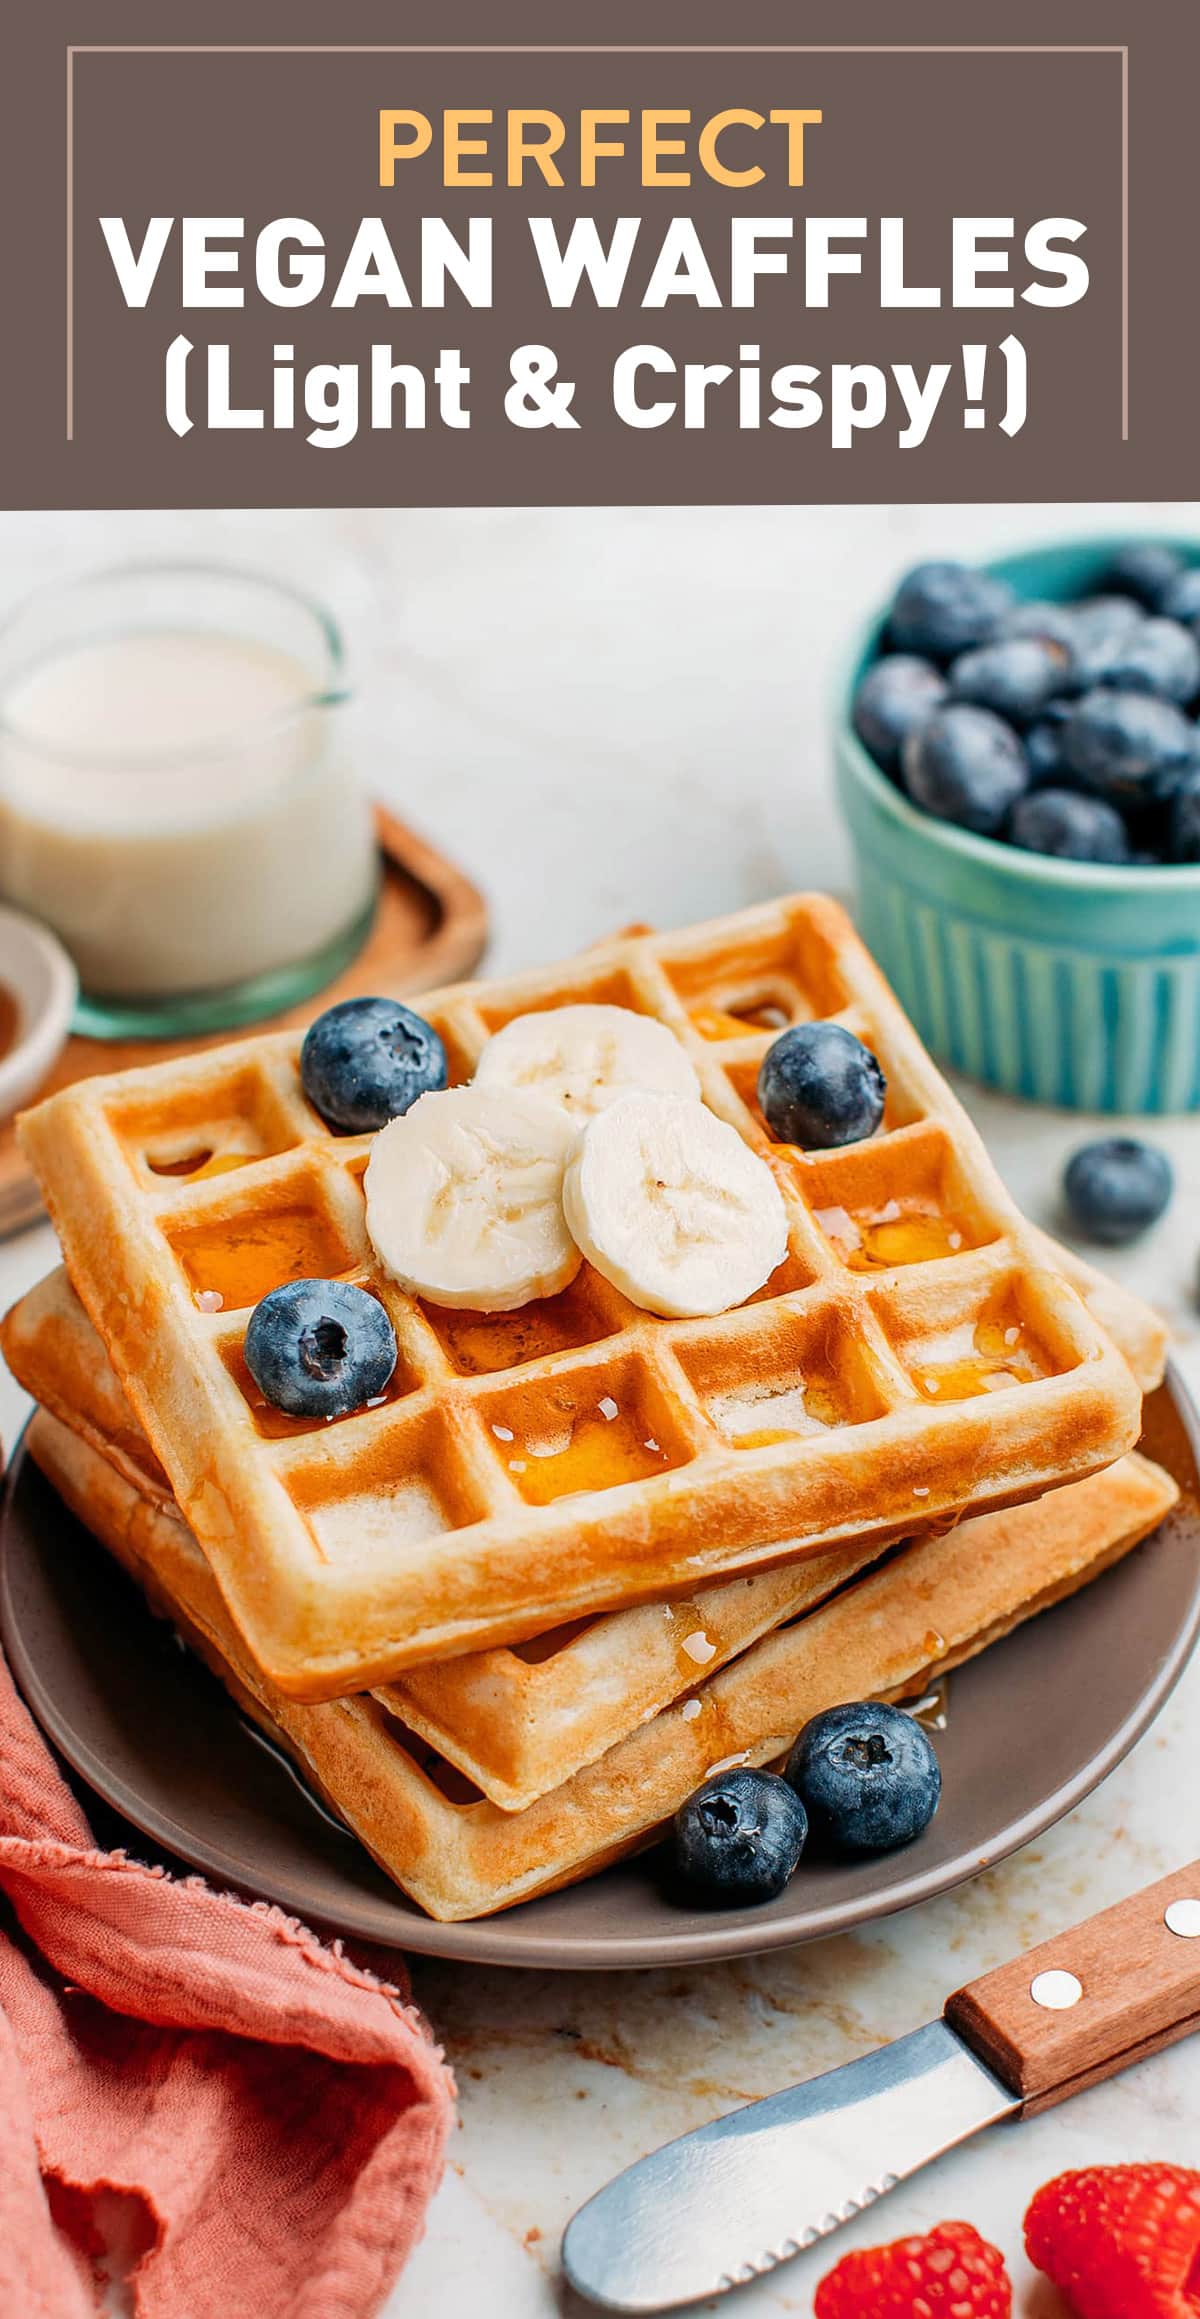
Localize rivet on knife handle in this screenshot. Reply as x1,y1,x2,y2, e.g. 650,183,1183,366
945,1857,1200,2117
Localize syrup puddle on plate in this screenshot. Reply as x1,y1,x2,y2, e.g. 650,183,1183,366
905,1675,951,1733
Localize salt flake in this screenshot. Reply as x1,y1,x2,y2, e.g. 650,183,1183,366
813,1204,861,1251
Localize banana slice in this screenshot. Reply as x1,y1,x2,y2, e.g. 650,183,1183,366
474,1003,700,1124
364,1086,581,1312
563,1092,789,1319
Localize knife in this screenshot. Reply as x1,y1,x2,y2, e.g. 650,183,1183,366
562,1858,1200,2312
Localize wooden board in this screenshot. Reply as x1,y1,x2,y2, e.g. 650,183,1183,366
0,807,488,1238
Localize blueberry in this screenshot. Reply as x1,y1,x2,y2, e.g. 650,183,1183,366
949,636,1071,723
851,655,947,772
758,1022,886,1149
901,705,1029,835
301,997,447,1132
888,561,1014,662
1063,688,1195,805
1063,1138,1174,1246
1025,704,1075,788
1103,542,1186,609
1160,569,1200,632
1007,788,1132,865
244,1279,398,1418
1090,617,1200,705
673,1767,808,1905
1069,595,1145,661
999,599,1084,660
1170,767,1200,862
786,1702,941,1857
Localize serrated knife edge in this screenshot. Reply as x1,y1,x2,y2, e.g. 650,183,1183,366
561,2021,1016,2313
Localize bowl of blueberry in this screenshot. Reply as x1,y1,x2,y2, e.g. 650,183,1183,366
836,538,1200,1113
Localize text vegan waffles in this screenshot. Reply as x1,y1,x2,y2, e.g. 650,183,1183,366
17,897,1142,1698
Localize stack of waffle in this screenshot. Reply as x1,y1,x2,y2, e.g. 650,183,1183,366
3,897,1176,1919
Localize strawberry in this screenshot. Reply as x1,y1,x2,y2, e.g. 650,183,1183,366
814,2218,1011,2318
1025,2163,1200,2319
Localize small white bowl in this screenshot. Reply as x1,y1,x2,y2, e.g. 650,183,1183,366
0,906,78,1118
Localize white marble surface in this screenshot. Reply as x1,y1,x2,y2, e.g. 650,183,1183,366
1,500,1199,2315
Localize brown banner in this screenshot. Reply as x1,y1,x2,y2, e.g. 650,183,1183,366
2,0,1197,506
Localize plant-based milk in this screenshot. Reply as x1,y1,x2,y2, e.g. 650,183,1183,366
0,628,375,996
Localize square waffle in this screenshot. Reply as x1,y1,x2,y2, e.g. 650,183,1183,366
27,1408,1177,1920
3,1256,1163,1811
17,896,1142,1698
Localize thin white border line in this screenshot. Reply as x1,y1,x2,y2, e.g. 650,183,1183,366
64,43,1130,448
1121,44,1130,440
66,47,74,443
68,44,1129,55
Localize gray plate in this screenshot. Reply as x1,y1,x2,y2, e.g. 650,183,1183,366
3,1374,1200,1970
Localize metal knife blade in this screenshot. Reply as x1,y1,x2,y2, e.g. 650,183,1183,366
561,2019,1017,2313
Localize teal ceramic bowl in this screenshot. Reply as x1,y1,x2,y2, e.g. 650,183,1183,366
835,537,1200,1113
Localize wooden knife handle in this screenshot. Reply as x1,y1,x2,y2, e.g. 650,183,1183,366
945,1860,1200,2116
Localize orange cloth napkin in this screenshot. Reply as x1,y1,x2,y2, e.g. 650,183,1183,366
0,1648,455,2319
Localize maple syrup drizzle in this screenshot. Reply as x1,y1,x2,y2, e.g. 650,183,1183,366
151,1148,253,1181
817,1200,971,1271
915,1317,1044,1402
719,1372,845,1447
496,1397,672,1505
688,998,792,1042
424,1282,609,1376
175,1204,350,1310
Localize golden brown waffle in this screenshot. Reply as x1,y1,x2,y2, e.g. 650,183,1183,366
3,1258,1164,1810
18,897,1142,1698
27,1409,1176,1921
1024,1229,1166,1396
